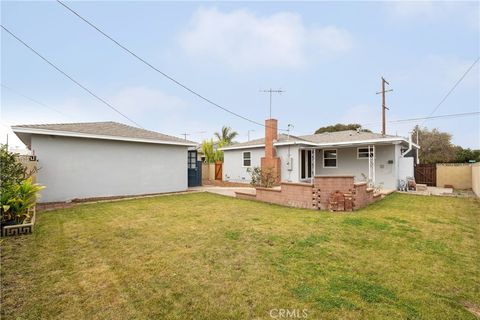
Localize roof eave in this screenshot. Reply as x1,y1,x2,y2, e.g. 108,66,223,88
11,127,197,147
221,137,418,150
219,144,265,151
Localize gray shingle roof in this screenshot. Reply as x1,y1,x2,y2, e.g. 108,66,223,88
12,122,196,145
297,130,399,144
223,130,405,149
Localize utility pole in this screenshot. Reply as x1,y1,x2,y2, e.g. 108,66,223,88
180,133,190,140
260,88,285,119
376,77,393,135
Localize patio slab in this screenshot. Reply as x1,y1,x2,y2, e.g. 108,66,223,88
189,186,256,198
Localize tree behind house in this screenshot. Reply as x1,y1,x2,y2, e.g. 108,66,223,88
200,139,226,163
214,126,238,145
314,123,371,134
413,126,457,164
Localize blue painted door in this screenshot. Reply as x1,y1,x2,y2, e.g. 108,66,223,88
188,151,202,187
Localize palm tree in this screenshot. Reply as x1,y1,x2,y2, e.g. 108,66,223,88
214,126,238,145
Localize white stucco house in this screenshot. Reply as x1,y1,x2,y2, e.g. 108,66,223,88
220,119,419,190
12,122,197,202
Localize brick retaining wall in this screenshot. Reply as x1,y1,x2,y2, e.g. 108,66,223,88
314,176,355,210
236,175,382,211
255,182,315,209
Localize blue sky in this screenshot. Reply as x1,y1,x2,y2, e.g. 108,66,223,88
1,1,479,149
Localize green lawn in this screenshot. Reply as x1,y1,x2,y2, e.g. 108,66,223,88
1,193,479,319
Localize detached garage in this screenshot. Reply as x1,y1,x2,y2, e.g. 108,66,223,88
12,122,197,203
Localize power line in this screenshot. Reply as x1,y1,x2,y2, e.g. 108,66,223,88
361,111,479,127
1,83,71,119
56,0,286,131
1,25,143,128
421,57,479,126
290,111,480,136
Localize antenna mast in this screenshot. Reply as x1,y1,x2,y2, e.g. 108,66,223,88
260,88,285,119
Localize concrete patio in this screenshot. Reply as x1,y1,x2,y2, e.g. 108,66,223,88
189,186,255,198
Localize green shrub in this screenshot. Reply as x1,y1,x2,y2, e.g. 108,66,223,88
0,144,27,192
1,178,44,225
248,166,276,188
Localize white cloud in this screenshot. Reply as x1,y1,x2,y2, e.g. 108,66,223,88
0,86,188,148
340,104,379,127
424,55,479,88
179,7,353,69
396,55,480,90
110,86,186,115
385,1,479,29
386,1,438,19
339,104,417,137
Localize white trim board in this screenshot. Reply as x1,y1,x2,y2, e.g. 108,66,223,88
221,137,419,151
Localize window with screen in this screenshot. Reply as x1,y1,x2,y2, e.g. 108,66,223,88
243,152,251,167
323,149,337,167
357,147,373,159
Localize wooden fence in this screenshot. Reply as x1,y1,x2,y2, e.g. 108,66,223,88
414,164,436,186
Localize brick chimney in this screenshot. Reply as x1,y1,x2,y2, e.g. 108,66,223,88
261,119,281,183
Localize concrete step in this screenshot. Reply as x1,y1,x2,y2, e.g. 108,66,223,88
416,184,428,192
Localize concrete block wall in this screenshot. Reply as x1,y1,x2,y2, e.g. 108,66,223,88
473,163,480,197
436,163,472,189
236,175,380,211
351,182,374,209
255,182,315,209
314,176,355,210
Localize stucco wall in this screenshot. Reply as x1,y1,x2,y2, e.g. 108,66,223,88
277,145,301,182
472,163,480,197
223,147,264,183
314,145,398,190
32,135,188,202
436,163,472,189
224,143,411,190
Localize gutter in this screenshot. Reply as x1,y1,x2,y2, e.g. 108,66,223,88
222,137,420,151
219,144,265,151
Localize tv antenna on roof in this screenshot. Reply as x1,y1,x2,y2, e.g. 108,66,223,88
260,88,285,119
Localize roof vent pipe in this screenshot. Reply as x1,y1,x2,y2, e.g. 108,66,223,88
287,124,294,141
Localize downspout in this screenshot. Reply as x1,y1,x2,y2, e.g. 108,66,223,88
401,132,413,157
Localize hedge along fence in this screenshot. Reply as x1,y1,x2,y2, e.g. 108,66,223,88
436,163,473,189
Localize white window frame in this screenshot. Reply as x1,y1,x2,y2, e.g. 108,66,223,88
300,148,314,180
323,149,337,168
242,151,252,167
357,147,373,159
